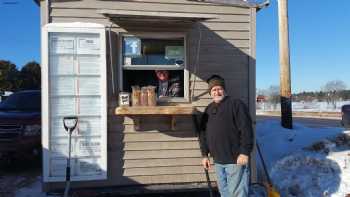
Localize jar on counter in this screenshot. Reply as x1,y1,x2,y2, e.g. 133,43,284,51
140,87,148,106
131,85,141,106
147,86,157,106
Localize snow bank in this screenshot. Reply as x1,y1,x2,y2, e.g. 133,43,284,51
256,120,343,169
259,120,350,197
271,153,343,196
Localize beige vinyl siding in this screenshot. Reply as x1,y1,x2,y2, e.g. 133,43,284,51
123,157,205,168
43,0,255,191
51,8,250,22
50,0,251,14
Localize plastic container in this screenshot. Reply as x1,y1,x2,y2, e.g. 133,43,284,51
131,86,141,106
147,86,157,106
140,87,148,106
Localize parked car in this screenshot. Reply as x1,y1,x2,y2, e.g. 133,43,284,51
0,91,13,102
341,104,350,129
0,90,41,162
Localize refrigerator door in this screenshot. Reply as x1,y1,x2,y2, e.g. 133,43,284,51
42,23,107,182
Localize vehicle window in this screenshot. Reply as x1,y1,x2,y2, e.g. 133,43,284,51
0,91,41,111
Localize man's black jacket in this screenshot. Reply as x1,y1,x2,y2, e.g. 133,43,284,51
199,96,254,164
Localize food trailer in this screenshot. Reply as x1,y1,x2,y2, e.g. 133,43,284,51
38,0,264,194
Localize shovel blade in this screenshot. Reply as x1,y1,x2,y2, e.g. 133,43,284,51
267,186,280,197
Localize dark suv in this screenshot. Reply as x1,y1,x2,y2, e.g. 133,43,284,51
341,104,350,129
0,90,41,161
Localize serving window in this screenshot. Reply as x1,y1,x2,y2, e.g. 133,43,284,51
119,33,189,103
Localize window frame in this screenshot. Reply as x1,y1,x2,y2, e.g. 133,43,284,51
118,32,189,103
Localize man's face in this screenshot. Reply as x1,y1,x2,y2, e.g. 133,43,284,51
155,70,169,81
210,85,225,103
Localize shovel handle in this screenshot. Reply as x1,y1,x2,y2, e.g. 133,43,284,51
204,168,214,197
256,142,273,185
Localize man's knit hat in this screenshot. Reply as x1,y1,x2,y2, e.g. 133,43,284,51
207,74,225,92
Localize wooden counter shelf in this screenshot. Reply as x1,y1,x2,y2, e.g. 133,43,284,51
115,106,199,130
115,106,198,115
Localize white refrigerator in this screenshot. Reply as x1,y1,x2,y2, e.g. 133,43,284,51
41,23,107,182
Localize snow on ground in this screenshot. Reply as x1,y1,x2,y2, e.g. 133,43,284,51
257,119,350,196
256,120,344,169
15,176,58,197
292,101,350,112
257,100,350,112
270,149,350,197
12,120,350,197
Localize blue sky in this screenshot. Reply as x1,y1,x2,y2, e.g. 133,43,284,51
0,0,349,93
257,0,350,93
0,0,40,68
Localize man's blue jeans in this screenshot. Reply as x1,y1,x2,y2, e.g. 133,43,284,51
214,163,250,197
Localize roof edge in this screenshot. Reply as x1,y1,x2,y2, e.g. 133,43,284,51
187,0,269,9
33,0,269,9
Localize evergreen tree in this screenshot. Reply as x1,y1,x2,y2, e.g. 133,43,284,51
19,61,41,90
0,60,20,91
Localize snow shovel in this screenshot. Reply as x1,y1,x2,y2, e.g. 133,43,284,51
256,142,281,197
63,116,78,197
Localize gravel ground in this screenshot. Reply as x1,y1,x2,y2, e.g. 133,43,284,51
0,157,41,197
0,157,221,197
0,159,265,197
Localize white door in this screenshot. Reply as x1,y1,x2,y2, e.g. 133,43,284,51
42,23,107,182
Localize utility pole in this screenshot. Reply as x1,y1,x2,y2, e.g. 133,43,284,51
278,0,293,129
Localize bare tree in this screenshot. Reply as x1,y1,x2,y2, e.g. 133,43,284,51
322,80,347,109
256,88,268,110
267,85,280,110
256,88,267,97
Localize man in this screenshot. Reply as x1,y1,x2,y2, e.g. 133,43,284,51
199,75,254,197
155,70,183,97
